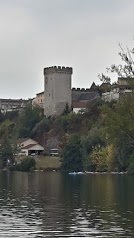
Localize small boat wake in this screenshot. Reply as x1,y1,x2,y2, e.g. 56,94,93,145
68,172,84,175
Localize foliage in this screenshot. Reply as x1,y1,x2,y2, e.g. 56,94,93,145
98,73,111,84
16,157,36,172
0,119,15,139
107,44,134,78
101,94,134,146
62,103,70,115
128,153,134,174
62,134,83,171
81,127,105,169
89,145,117,172
14,105,43,138
0,135,13,167
89,147,108,172
101,93,134,170
31,117,50,138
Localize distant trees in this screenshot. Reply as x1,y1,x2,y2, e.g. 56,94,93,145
14,104,44,138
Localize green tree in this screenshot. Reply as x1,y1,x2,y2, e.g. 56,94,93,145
101,93,134,170
62,134,83,171
81,127,105,170
0,135,13,167
31,117,50,138
17,157,36,172
14,105,43,138
0,119,14,139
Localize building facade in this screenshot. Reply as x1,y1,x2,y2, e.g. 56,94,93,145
35,91,44,108
0,98,30,113
43,66,72,116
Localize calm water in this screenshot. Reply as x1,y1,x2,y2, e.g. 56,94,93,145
0,172,134,237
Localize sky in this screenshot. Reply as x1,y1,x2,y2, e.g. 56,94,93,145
0,0,134,99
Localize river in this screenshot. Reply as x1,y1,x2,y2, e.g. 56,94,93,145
0,171,133,237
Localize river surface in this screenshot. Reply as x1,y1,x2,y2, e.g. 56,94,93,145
0,172,134,237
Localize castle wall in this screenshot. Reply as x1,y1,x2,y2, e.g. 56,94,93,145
44,66,72,116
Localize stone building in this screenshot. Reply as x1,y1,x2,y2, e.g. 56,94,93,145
34,91,44,108
43,66,73,116
0,98,30,113
72,87,100,113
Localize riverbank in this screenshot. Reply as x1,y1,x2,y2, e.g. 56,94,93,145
35,156,62,171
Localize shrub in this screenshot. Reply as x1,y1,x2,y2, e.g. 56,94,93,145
16,157,36,172
128,153,134,174
90,147,108,172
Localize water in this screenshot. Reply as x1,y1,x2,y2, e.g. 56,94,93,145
0,172,134,237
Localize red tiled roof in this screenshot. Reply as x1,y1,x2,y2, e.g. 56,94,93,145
72,101,87,108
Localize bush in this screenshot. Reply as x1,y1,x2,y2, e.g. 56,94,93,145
90,147,108,172
16,157,36,172
128,160,134,174
128,153,134,174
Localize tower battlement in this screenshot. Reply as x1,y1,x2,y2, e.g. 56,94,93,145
44,66,73,75
72,87,91,92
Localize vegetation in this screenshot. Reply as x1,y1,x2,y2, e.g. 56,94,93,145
35,156,61,171
0,93,133,173
14,157,36,172
0,44,134,173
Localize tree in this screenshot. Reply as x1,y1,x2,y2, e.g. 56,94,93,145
14,105,43,138
101,93,134,170
98,73,111,84
81,127,105,170
62,134,83,171
107,44,134,78
0,119,15,139
16,157,36,172
0,135,13,167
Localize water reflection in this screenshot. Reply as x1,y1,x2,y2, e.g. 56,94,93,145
0,172,133,237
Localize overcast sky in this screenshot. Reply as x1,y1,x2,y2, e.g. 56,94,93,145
0,0,134,99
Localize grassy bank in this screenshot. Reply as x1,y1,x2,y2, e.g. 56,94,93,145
35,156,62,171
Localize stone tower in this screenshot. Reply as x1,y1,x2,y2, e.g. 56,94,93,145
43,66,73,116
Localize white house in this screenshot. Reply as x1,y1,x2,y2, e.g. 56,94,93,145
17,138,44,156
21,144,44,156
102,89,119,102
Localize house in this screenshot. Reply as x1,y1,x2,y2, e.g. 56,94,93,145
21,144,44,156
102,88,119,102
72,101,86,113
17,138,44,156
33,91,44,108
0,98,31,113
72,88,100,113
